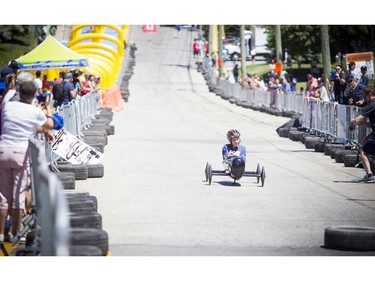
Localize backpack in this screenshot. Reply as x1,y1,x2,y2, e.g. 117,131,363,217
52,83,64,102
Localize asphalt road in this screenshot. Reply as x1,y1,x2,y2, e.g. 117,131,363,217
75,26,375,260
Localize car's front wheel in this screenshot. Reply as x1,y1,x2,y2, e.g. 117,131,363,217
231,52,240,61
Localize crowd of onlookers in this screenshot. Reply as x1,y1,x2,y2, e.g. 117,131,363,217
0,60,102,244
218,59,372,107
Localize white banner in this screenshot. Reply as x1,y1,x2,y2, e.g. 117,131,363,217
51,128,104,165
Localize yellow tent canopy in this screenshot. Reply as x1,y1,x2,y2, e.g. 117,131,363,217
15,36,89,70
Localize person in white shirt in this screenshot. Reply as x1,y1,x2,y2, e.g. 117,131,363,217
317,78,330,102
34,70,43,95
0,79,54,243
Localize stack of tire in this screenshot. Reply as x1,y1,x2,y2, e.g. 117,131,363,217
51,108,115,255
65,191,109,256
120,43,137,102
196,61,222,96
276,118,361,168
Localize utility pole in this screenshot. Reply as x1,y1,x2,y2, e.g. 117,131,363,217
240,25,246,82
218,25,223,80
208,25,213,56
320,25,331,91
275,25,282,62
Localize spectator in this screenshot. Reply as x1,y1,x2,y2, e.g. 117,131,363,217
333,65,347,103
269,59,276,75
176,25,182,37
282,78,291,94
358,65,369,87
305,89,321,101
0,80,55,243
233,64,239,83
34,70,43,96
346,77,366,106
94,74,101,91
0,60,19,96
86,74,94,92
317,78,330,102
305,74,318,97
349,88,375,183
57,72,77,107
328,80,335,102
42,74,50,90
193,39,200,58
348,62,357,79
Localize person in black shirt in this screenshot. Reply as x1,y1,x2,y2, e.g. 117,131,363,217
349,87,375,183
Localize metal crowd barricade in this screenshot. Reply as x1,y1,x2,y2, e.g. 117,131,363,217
27,137,70,256
45,91,100,164
202,60,370,147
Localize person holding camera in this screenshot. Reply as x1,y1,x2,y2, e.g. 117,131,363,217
349,87,375,183
333,65,347,103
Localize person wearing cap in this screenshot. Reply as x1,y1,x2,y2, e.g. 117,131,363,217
0,60,19,96
0,80,55,243
57,72,77,107
358,65,369,87
345,77,366,106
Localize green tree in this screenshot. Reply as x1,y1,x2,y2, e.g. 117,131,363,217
261,25,375,63
0,25,30,45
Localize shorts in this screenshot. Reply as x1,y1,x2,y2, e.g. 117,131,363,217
0,147,30,210
362,135,375,156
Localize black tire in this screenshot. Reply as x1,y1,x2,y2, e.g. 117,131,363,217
70,212,102,229
91,119,111,126
55,164,88,181
87,163,104,178
68,199,97,213
305,137,321,149
69,245,103,256
260,167,266,187
64,191,90,198
86,143,104,154
344,154,359,167
204,162,209,182
335,150,357,163
289,131,304,142
208,164,212,185
69,228,109,256
82,135,107,146
54,172,76,190
314,141,325,152
324,226,375,251
68,195,98,211
300,133,313,144
324,143,344,156
330,147,345,159
278,127,290,138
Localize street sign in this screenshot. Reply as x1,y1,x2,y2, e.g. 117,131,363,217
143,25,157,33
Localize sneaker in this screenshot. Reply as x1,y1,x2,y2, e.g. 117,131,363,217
359,174,375,183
